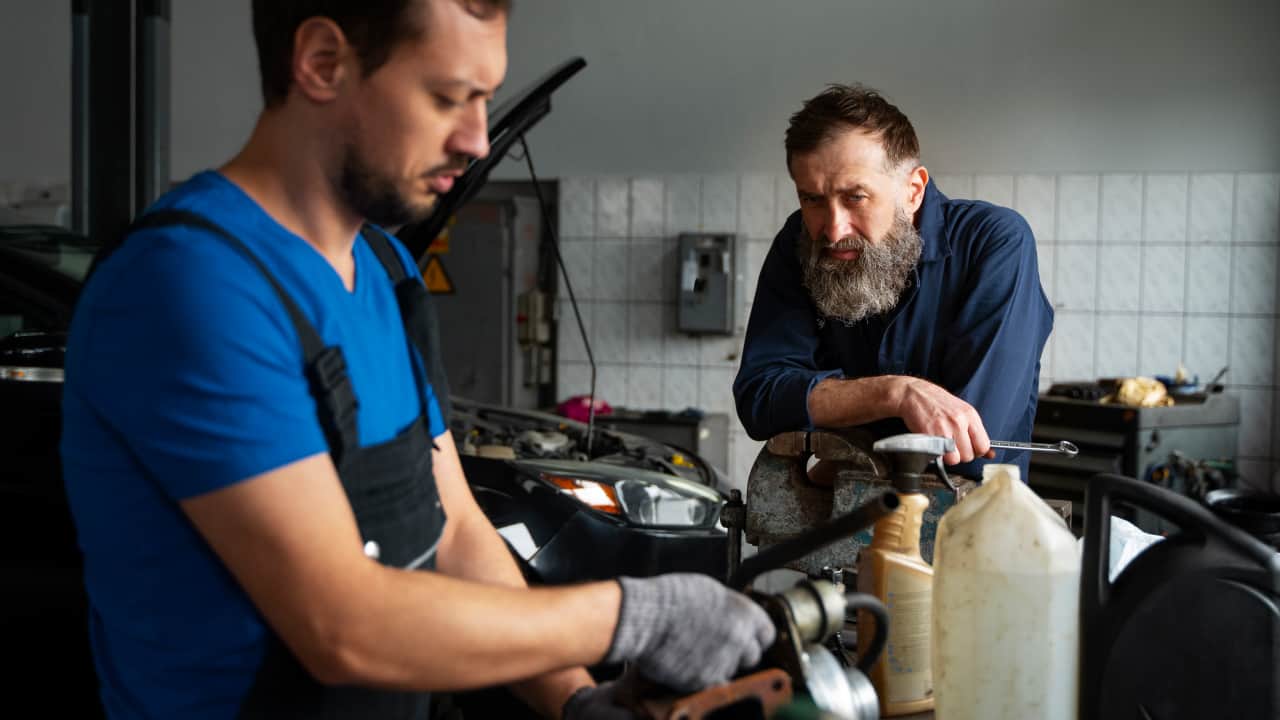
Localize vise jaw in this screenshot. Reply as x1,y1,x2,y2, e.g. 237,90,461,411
744,429,973,575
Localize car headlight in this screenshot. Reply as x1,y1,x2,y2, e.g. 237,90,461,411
527,461,724,528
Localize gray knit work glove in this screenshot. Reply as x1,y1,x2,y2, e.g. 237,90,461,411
604,573,776,693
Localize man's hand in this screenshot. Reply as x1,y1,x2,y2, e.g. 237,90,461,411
894,377,993,465
604,574,775,693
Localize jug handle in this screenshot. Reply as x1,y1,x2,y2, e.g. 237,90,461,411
1083,473,1279,607
845,592,888,674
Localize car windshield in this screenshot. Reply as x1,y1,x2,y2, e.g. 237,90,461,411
0,222,99,283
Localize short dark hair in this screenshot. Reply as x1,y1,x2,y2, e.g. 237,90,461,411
784,84,920,173
252,0,511,108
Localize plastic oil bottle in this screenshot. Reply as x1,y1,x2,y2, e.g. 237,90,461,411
931,463,1080,720
856,434,951,716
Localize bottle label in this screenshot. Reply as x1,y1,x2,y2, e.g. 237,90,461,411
884,572,933,703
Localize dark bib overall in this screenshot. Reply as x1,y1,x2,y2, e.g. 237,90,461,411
97,210,451,719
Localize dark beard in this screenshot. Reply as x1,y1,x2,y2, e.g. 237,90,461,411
798,209,923,324
334,143,434,228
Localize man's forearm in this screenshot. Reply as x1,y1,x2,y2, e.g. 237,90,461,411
438,510,595,718
806,375,904,429
807,374,993,466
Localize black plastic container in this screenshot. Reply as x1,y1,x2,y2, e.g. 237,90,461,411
1206,487,1280,551
1080,474,1280,720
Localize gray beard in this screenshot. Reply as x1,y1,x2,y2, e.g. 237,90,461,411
798,209,923,325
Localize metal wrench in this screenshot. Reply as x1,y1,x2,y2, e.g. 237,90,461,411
988,439,1079,457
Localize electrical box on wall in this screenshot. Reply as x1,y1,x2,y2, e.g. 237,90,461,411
677,233,735,335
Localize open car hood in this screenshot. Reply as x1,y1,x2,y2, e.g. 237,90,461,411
396,57,586,261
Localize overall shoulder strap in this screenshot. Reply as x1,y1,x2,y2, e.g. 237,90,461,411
361,225,453,424
104,209,360,467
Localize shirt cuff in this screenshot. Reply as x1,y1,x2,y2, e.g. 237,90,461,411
802,368,847,430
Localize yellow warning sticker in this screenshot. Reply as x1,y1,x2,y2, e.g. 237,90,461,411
422,255,455,294
427,216,455,255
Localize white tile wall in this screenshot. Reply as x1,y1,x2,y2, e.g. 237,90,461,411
933,173,973,202
1140,245,1186,313
738,174,777,240
559,177,595,238
663,302,702,366
1096,314,1141,378
1143,174,1188,245
627,303,665,365
1235,174,1280,243
1189,173,1234,244
1053,312,1096,380
557,171,1280,492
1039,245,1057,307
1230,317,1276,387
974,174,1014,208
596,364,629,408
662,366,699,411
774,174,798,228
559,239,594,299
1097,245,1142,312
1101,174,1143,244
629,178,665,237
664,175,701,236
1056,245,1098,311
1231,245,1279,316
596,177,630,239
1058,174,1100,244
592,302,629,363
731,436,766,494
594,241,629,302
1186,246,1232,314
1015,174,1057,244
1184,316,1231,382
627,365,664,410
556,299,593,363
627,239,666,302
698,367,738,416
1237,390,1273,458
1139,315,1184,377
701,174,739,233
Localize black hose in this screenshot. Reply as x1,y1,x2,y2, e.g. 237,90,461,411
728,491,900,590
844,592,889,674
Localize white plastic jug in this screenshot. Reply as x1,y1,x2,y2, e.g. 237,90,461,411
931,464,1080,720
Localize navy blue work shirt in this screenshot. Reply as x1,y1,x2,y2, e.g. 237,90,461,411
733,180,1053,478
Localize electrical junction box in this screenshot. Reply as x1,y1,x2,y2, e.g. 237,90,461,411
677,233,735,335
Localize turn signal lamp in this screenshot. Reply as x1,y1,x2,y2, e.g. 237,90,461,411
543,474,622,515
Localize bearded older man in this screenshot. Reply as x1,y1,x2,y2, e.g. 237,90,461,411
734,85,1053,478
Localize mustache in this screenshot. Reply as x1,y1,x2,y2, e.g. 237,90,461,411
423,156,472,178
825,236,870,253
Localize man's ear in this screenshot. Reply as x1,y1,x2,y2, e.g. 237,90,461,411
904,165,929,214
290,17,353,104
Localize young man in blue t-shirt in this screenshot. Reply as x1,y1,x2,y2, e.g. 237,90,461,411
62,2,773,717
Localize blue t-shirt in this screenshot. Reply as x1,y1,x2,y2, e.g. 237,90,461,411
733,180,1053,478
61,171,446,718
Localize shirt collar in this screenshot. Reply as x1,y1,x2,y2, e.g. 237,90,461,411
916,178,952,262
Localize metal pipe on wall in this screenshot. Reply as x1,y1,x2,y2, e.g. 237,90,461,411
135,0,170,214
71,0,171,239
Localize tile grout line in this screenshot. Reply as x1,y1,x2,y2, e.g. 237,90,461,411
1136,174,1147,376
1092,173,1104,377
